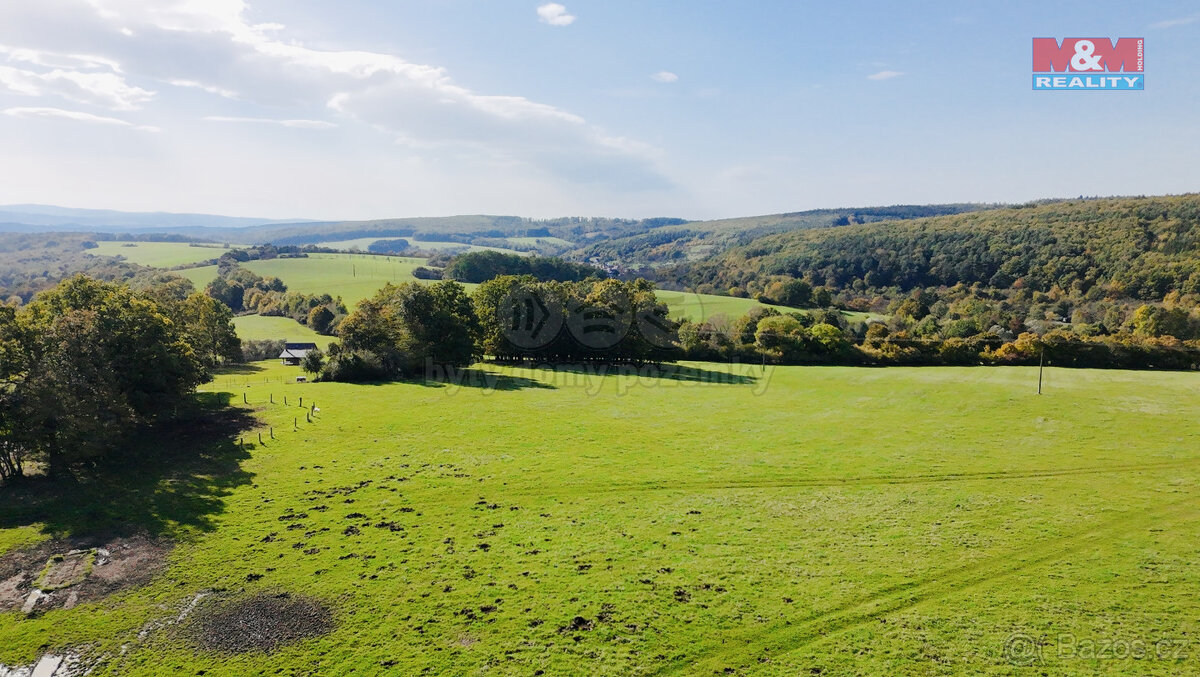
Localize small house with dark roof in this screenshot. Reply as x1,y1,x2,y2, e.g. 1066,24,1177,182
279,342,318,366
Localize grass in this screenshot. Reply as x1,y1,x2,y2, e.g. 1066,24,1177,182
91,242,232,268
241,254,434,307
1,362,1197,674
175,265,218,290
232,315,334,348
655,289,877,324
311,237,524,256
505,236,574,247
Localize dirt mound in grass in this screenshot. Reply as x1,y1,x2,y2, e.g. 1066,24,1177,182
0,533,170,613
189,591,333,653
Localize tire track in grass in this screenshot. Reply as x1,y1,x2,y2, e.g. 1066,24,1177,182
655,493,1200,675
508,458,1200,498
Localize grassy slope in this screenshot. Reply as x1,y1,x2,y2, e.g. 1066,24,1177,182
90,242,231,268
655,289,875,323
310,237,524,255
1,363,1197,674
240,254,436,307
175,265,219,290
505,236,573,247
232,315,334,348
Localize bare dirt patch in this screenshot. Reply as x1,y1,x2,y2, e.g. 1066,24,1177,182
0,533,170,613
187,591,333,653
37,551,94,590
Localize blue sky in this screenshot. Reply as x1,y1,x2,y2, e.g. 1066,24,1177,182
0,1,1196,220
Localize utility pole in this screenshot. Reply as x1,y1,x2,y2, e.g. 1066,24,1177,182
1037,346,1044,395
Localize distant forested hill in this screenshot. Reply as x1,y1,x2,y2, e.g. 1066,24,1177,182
0,204,312,232
572,203,995,265
0,233,152,302
662,195,1200,301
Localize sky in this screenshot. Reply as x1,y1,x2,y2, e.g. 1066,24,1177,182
0,0,1197,221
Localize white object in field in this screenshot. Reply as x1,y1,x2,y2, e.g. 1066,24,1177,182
31,654,63,677
21,589,43,614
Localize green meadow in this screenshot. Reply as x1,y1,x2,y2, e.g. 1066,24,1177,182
232,315,334,348
653,289,875,324
91,241,231,268
310,237,526,256
176,264,220,289
243,254,432,306
1,362,1197,674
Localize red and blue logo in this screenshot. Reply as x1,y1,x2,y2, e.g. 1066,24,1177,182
1033,38,1143,90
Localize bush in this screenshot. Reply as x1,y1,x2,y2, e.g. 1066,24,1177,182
241,339,286,362
319,350,389,382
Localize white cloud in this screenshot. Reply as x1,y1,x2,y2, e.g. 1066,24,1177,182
56,0,659,187
1149,14,1198,29
167,78,237,99
0,0,673,213
867,70,904,80
0,44,122,72
0,64,153,109
650,71,678,83
536,3,575,26
3,106,157,131
205,115,335,129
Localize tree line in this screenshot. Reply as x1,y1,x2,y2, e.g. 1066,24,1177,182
439,250,606,284
0,275,240,481
302,276,674,382
676,303,1200,370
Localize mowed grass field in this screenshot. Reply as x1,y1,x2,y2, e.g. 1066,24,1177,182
164,254,434,307
91,242,231,268
245,254,433,306
311,237,525,256
654,289,875,324
1,363,1197,674
232,315,334,348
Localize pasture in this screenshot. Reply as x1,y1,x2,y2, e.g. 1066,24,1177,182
242,254,433,307
654,289,875,324
1,363,1197,674
91,241,231,268
232,315,334,348
310,237,525,256
175,265,219,289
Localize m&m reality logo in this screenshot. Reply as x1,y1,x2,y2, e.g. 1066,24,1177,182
1032,38,1143,90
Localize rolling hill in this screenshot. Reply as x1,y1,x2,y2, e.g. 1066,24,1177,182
662,194,1200,301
